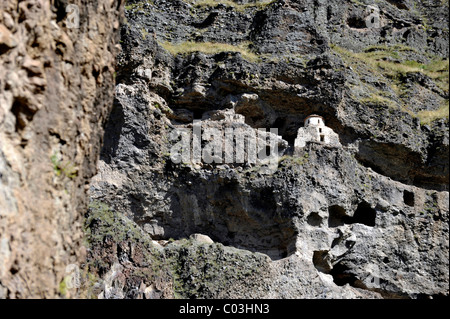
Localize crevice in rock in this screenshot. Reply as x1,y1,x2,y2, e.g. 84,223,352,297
352,278,413,299
312,250,332,273
54,0,70,23
403,190,415,207
307,212,323,227
328,205,350,227
386,0,409,10
415,293,449,299
100,100,125,164
352,202,376,227
192,12,219,29
11,97,35,133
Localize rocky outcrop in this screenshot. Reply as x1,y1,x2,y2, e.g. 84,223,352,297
81,1,448,300
0,0,123,298
117,0,449,190
82,0,448,299
2,0,445,300
88,87,449,297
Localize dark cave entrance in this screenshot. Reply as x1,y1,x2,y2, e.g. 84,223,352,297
328,203,377,228
352,202,377,227
159,181,299,261
403,190,415,207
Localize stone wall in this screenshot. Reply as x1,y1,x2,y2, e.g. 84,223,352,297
294,125,341,151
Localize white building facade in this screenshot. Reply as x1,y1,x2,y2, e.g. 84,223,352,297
294,115,341,153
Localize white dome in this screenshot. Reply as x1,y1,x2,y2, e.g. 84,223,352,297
305,115,325,127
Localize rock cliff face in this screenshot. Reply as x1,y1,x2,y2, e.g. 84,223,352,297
0,0,123,298
87,0,448,298
1,0,448,300
83,0,449,299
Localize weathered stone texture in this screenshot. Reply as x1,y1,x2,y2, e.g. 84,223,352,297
86,0,448,299
0,0,123,298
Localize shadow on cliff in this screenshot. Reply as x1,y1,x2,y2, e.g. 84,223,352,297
166,177,298,260
100,98,125,164
128,166,299,261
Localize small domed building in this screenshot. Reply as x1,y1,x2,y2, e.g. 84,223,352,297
294,114,341,153
304,114,325,127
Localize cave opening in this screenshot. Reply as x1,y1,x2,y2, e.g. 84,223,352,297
347,16,367,29
329,263,359,286
307,212,324,227
312,251,359,288
352,202,377,227
328,203,377,227
156,181,299,261
313,250,332,273
403,190,415,207
328,205,350,227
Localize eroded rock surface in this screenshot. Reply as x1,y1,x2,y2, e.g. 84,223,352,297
2,0,446,299
83,0,449,299
86,0,448,299
0,0,123,298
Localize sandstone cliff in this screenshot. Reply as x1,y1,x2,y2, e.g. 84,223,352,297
0,0,123,298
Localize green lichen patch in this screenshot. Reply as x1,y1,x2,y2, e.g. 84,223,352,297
163,240,270,298
84,201,149,245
